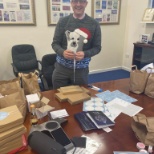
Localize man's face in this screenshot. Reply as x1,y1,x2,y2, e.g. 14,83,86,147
71,0,88,18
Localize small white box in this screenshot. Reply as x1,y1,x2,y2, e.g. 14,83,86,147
26,93,40,111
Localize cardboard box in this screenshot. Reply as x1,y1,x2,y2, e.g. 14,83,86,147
0,136,23,154
60,85,83,94
26,93,40,111
8,134,28,154
55,93,68,102
67,93,91,105
36,105,55,119
55,86,91,105
0,105,23,132
0,125,26,141
0,126,26,146
26,93,51,114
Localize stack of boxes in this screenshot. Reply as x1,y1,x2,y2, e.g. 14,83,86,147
0,105,27,154
55,85,91,105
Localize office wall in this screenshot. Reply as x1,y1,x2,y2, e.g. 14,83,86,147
0,0,152,80
122,0,149,70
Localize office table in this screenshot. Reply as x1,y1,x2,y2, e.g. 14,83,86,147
20,78,154,154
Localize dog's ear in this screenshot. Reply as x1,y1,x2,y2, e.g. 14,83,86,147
65,30,70,40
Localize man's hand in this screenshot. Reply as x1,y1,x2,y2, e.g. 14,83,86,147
63,50,85,61
63,50,75,60
75,51,85,61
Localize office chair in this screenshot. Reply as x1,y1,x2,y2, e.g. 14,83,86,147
11,44,42,77
41,53,57,90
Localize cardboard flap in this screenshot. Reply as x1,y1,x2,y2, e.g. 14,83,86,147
60,85,83,94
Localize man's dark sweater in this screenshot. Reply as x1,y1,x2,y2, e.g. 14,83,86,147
52,14,101,69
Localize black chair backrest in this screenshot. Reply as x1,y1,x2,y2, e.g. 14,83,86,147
42,54,57,87
12,44,38,73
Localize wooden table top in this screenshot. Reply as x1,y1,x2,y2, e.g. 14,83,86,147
20,78,154,154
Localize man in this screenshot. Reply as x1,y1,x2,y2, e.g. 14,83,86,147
52,0,101,89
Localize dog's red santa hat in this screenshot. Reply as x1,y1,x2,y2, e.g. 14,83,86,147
74,28,91,43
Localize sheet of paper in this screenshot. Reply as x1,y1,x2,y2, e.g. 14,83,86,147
95,90,111,101
96,90,137,103
83,97,115,121
111,90,137,103
67,135,102,154
106,98,143,117
106,107,121,120
122,103,143,117
50,109,69,119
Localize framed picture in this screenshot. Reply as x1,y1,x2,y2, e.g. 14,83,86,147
47,0,73,26
92,0,121,25
139,34,150,44
0,0,36,25
142,8,154,22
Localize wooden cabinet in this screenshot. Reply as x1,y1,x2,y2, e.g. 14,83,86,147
132,43,154,69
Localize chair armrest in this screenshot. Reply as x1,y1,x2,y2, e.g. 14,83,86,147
37,60,42,72
37,60,42,65
11,63,18,73
40,75,50,91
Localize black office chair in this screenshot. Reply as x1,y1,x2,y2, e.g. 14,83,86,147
11,44,42,77
41,53,57,90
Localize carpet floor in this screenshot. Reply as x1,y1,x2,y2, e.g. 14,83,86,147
88,69,130,84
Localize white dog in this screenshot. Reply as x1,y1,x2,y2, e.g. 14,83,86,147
65,29,87,53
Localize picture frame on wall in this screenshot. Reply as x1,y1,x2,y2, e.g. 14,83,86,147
0,0,36,25
47,0,73,26
142,8,154,22
92,0,121,25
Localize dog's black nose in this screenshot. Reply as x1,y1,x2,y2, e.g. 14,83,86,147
71,41,77,47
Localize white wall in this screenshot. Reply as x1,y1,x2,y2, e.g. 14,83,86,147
90,0,128,73
0,0,153,80
122,0,148,70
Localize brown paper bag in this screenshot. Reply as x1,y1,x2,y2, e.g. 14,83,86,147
0,77,20,86
144,71,154,98
0,79,21,95
131,113,154,146
0,89,27,121
129,65,149,94
19,72,40,95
